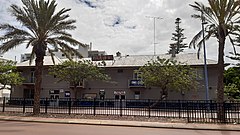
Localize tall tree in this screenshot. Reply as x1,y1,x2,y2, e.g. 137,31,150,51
139,58,198,100
189,0,240,122
49,60,110,99
0,60,24,90
168,18,187,55
0,0,84,115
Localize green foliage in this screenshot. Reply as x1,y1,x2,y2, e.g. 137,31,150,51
0,60,24,89
224,67,240,99
139,58,198,99
49,60,110,87
224,84,240,100
168,18,187,54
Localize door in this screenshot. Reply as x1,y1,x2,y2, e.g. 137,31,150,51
49,90,60,107
114,94,126,108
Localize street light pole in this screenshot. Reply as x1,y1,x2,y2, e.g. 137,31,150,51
201,12,210,101
146,16,163,55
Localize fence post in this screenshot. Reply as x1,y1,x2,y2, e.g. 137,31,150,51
120,99,122,117
178,100,181,119
93,98,96,116
148,99,151,118
223,101,226,123
187,101,190,122
68,98,71,115
23,98,26,113
2,97,5,112
45,97,48,114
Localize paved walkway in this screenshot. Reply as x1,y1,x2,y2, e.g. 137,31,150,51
0,115,239,131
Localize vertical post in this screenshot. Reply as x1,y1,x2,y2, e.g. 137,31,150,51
23,98,26,113
223,101,226,123
93,98,96,116
120,99,122,117
2,97,5,112
148,99,151,118
178,100,181,119
45,97,48,114
201,12,209,101
153,18,156,55
68,98,71,115
187,101,190,122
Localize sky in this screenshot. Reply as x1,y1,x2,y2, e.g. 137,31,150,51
0,0,237,63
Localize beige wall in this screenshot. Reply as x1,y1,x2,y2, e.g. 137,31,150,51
13,65,218,100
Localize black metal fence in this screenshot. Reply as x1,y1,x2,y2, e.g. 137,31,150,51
0,97,240,124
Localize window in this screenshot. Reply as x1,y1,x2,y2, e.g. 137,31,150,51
133,70,142,80
134,91,140,99
117,69,123,73
30,71,35,83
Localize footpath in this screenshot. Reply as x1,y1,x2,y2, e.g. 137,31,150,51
0,115,240,131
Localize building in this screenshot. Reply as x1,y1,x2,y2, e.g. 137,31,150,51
11,53,219,100
20,42,106,61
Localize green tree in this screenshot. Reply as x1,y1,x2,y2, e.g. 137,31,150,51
0,60,24,90
0,0,84,114
49,60,110,99
189,0,240,122
224,67,240,100
139,58,198,100
168,18,187,55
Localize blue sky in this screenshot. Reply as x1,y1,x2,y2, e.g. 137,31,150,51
0,0,237,64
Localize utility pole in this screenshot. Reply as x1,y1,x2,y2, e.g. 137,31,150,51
201,12,209,101
146,16,163,55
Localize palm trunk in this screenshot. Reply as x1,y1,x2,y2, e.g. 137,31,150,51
217,29,226,123
33,55,44,115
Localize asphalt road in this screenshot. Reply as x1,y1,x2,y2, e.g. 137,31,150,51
0,121,239,135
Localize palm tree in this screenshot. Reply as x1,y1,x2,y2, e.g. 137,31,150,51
189,0,240,122
0,0,84,115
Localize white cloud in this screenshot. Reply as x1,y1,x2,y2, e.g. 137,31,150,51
0,0,238,63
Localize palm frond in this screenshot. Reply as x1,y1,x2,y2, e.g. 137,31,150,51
189,30,203,49
47,48,56,65
29,50,35,65
228,35,237,55
0,38,26,53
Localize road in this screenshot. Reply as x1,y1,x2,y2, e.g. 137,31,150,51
0,121,239,135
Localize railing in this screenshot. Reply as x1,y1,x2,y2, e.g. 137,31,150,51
0,97,240,124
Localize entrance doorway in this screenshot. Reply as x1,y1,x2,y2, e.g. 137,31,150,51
114,95,126,100
49,90,60,107
114,91,126,108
